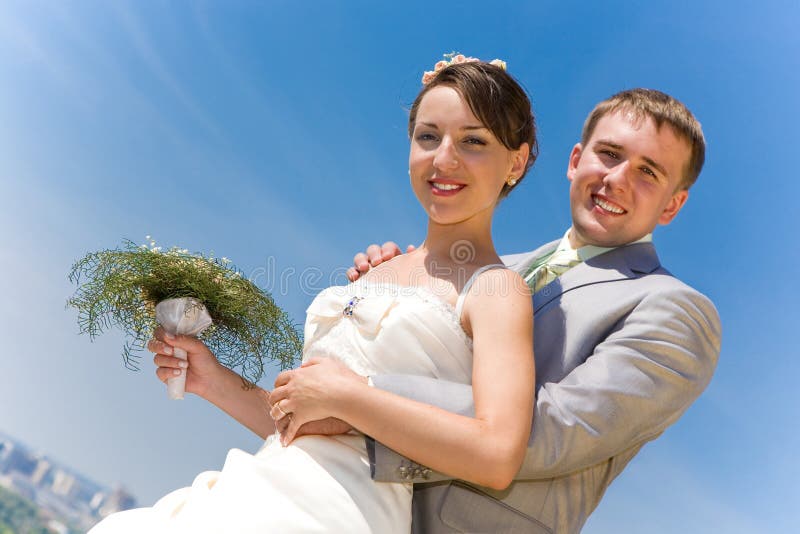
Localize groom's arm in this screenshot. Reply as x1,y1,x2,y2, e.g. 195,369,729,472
367,375,474,482
369,284,721,483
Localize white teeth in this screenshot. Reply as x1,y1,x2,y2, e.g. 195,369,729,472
432,183,462,191
593,196,625,214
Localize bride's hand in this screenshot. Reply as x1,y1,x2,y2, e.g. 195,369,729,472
148,327,224,398
269,358,367,445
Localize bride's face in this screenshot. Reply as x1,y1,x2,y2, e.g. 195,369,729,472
409,86,525,226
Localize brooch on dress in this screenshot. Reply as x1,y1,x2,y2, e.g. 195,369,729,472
342,296,363,317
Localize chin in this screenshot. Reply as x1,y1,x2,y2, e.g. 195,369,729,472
573,223,624,248
429,215,465,227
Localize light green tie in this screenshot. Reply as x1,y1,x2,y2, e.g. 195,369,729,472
527,252,582,293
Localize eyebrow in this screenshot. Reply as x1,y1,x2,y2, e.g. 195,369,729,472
419,122,487,131
595,139,668,177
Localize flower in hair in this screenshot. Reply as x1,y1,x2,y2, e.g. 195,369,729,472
421,52,507,84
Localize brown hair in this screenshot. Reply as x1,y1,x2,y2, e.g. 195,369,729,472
581,88,705,190
408,62,538,199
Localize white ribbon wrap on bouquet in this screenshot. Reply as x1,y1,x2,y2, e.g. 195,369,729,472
155,297,213,400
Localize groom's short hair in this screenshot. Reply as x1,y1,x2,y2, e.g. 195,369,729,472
581,88,706,190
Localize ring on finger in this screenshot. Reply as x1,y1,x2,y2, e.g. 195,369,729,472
275,400,289,418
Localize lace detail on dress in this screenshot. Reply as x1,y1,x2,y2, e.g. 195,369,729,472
356,282,473,351
304,320,375,375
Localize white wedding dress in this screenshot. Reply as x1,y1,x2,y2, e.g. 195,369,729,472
89,278,480,534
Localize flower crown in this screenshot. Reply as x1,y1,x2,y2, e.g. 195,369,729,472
421,52,507,85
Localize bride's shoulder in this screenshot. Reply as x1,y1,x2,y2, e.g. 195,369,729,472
463,267,531,308
357,253,413,286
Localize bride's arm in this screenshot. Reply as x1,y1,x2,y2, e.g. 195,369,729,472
149,330,277,440
272,269,534,490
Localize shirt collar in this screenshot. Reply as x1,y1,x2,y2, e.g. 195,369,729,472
554,228,653,263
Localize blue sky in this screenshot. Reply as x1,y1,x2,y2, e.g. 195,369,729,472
1,1,797,531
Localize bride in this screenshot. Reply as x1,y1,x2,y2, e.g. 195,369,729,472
90,56,538,533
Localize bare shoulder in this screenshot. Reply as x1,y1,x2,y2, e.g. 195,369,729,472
358,252,412,284
463,267,532,331
468,267,531,304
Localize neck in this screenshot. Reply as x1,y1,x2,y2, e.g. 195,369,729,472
567,226,652,249
567,227,584,249
420,216,498,265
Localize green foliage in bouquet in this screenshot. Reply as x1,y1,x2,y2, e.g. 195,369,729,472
68,239,302,385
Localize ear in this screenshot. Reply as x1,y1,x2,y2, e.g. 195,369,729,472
567,143,583,183
658,189,689,225
509,143,530,179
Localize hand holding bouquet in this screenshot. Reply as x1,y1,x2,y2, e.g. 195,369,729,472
68,238,302,399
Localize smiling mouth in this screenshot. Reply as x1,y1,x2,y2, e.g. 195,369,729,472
430,181,466,195
592,195,626,214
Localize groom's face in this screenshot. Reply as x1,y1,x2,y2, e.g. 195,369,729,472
566,111,691,248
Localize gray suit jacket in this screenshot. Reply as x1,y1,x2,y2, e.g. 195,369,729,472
369,240,721,533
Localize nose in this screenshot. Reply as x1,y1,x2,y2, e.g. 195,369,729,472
433,137,459,172
603,159,631,193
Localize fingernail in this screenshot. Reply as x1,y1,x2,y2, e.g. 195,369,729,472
173,369,181,376
164,346,173,355
165,333,175,340
178,361,188,369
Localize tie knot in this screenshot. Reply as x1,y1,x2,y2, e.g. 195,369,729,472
547,249,580,268
530,253,582,293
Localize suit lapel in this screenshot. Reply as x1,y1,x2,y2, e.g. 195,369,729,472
532,242,662,314
501,240,559,274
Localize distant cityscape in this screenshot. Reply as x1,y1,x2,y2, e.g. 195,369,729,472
0,429,137,533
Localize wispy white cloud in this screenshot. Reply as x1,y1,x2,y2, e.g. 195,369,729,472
110,1,226,143
0,6,81,96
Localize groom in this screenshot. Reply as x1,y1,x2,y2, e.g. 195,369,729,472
273,88,721,533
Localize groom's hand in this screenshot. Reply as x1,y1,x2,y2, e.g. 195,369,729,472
346,241,416,282
274,417,352,439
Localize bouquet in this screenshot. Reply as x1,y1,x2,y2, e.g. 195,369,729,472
68,238,303,399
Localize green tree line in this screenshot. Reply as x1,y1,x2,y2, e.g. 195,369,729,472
0,486,51,534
